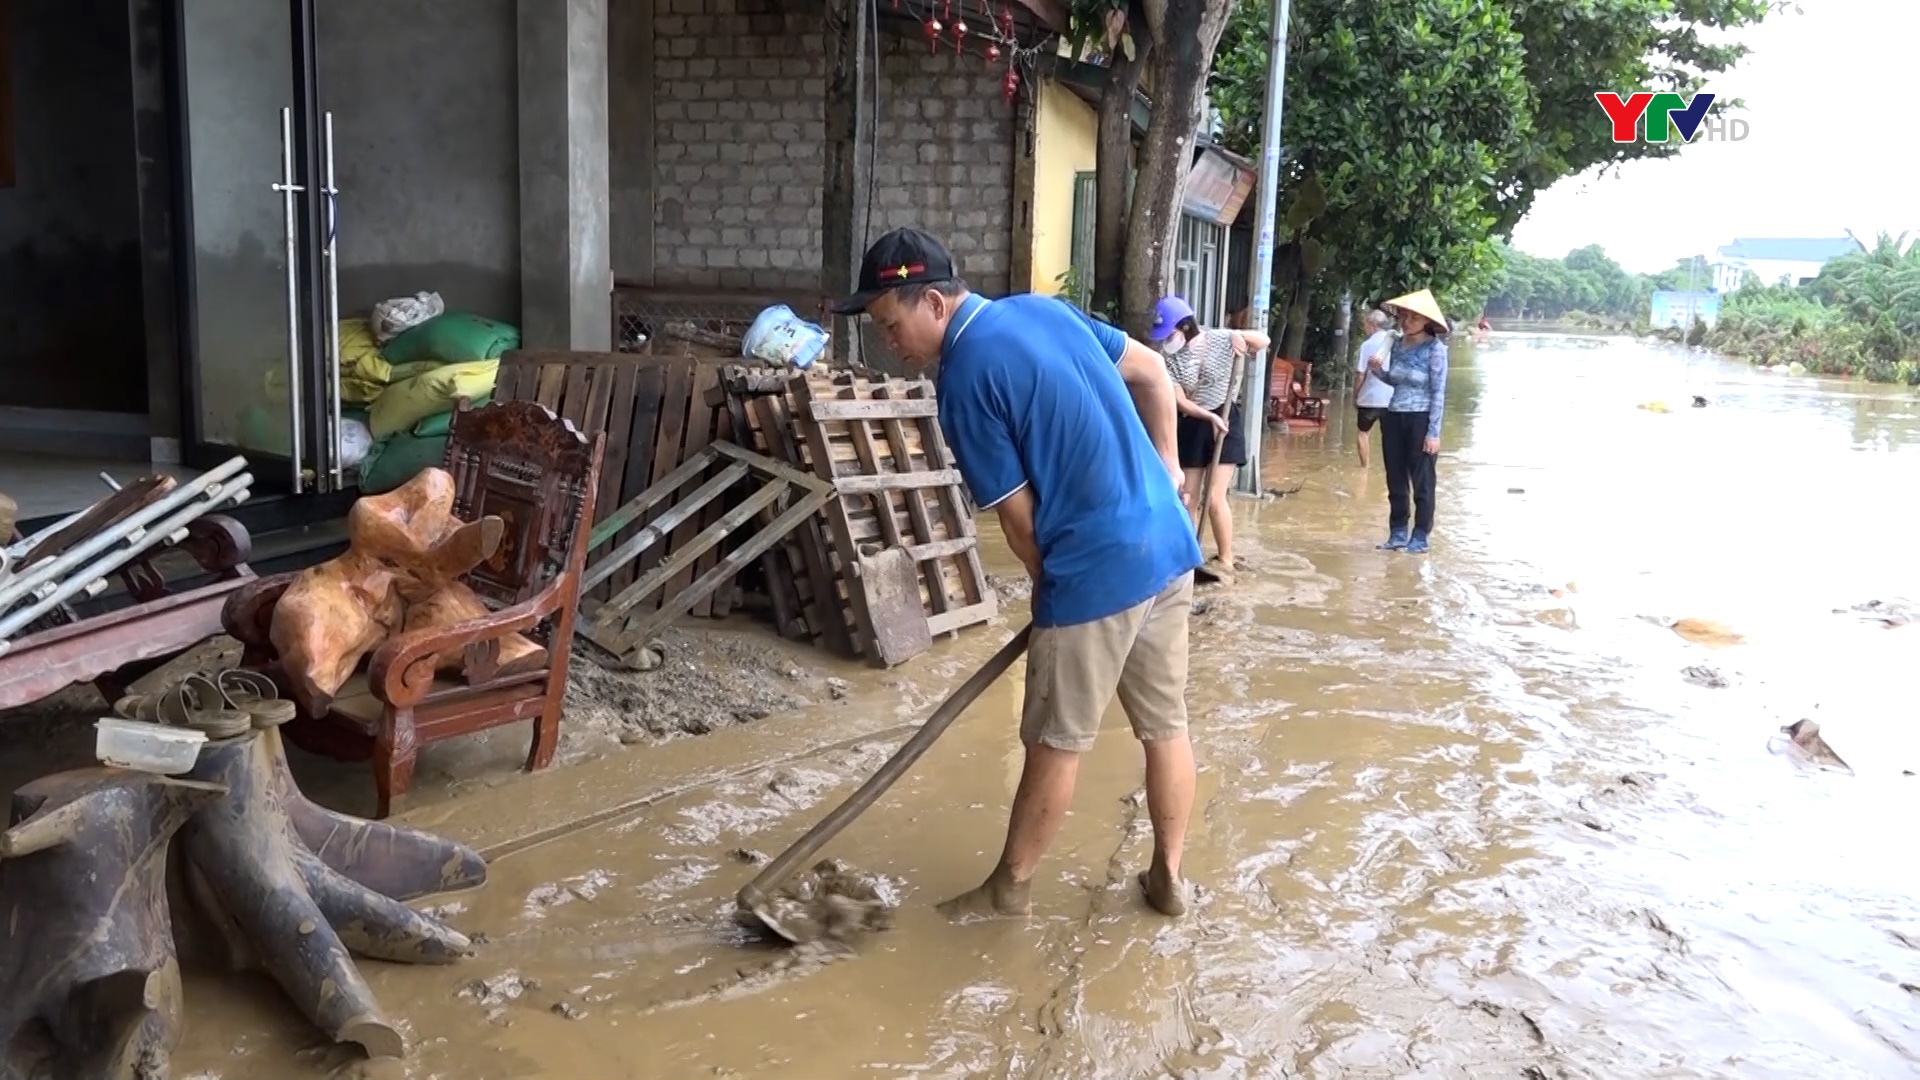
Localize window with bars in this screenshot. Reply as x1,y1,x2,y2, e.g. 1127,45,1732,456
1174,214,1227,326
1067,171,1096,307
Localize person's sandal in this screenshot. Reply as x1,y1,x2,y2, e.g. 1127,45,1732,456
177,673,253,740
216,669,297,730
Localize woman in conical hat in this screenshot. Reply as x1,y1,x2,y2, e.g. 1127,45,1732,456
1365,289,1451,554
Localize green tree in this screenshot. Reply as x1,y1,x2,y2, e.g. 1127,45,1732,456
1212,0,1529,352
1063,0,1237,336
1209,0,1776,351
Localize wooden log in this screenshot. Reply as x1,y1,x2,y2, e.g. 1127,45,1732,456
0,768,227,1080
179,728,485,1060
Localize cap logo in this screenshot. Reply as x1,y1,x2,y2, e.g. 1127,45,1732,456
890,263,925,281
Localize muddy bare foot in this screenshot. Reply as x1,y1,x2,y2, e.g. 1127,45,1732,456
936,868,1031,921
1139,861,1188,917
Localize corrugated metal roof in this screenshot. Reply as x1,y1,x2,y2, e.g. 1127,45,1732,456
1715,237,1863,262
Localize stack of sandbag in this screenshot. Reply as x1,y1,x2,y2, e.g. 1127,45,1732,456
358,312,519,493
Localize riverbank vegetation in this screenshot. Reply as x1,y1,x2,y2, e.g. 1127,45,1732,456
1708,236,1920,385
1483,245,1717,328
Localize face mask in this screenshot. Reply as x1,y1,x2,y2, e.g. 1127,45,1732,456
1159,333,1186,356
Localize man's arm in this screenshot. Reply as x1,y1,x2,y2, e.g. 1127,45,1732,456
1116,338,1181,470
994,487,1042,582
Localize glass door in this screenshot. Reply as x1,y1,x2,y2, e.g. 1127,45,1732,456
174,0,342,494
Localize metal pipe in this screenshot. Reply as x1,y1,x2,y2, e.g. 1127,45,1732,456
1235,0,1291,496
0,473,253,648
272,106,307,493
0,457,248,613
322,111,344,492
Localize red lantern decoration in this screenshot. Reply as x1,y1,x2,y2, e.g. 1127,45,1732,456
997,5,1015,39
942,0,952,20
1002,64,1019,105
986,42,1001,66
925,17,942,53
950,18,967,52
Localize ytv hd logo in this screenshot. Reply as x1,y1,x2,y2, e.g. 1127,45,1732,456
1594,92,1747,144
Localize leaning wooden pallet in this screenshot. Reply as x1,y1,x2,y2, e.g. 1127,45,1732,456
495,351,740,617
574,441,833,667
718,368,858,657
790,372,997,665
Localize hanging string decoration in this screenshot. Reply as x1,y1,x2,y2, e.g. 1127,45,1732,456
894,0,1054,102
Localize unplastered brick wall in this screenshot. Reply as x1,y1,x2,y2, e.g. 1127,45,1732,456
652,0,1015,293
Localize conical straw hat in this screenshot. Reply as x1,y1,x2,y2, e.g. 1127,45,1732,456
1383,289,1450,335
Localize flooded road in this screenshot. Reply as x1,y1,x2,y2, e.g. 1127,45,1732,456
175,334,1920,1079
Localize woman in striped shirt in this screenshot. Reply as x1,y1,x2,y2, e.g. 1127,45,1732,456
1149,296,1268,583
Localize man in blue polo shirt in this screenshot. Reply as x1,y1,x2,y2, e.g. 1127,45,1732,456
834,228,1204,918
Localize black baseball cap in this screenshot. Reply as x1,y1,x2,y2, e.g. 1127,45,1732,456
832,228,957,315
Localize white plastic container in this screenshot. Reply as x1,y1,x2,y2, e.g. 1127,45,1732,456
95,718,207,775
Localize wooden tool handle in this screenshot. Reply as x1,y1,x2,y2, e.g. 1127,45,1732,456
738,623,1033,911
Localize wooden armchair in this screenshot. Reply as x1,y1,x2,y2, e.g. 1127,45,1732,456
223,400,605,817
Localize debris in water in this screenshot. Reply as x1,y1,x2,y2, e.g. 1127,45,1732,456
1835,598,1917,629
419,900,467,919
551,1001,587,1020
729,847,769,865
827,678,852,700
1260,483,1305,501
461,971,540,1008
1668,617,1743,648
1681,665,1729,689
1780,719,1852,774
737,858,896,946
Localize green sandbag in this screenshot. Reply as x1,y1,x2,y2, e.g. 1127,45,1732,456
410,394,492,439
356,431,449,495
383,312,521,365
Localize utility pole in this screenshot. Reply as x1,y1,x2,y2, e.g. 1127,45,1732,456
1234,0,1290,496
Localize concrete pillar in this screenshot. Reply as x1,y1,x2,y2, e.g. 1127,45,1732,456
608,0,654,286
518,0,612,351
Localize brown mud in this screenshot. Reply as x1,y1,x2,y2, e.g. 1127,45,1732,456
8,337,1920,1078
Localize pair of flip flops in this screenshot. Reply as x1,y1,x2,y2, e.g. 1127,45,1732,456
115,670,296,740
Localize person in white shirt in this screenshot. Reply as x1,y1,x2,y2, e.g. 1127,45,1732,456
1353,309,1396,468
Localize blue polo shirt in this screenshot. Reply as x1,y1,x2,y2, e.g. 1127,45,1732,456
936,294,1201,627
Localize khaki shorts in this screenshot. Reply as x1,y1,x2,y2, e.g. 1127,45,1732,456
1019,572,1194,753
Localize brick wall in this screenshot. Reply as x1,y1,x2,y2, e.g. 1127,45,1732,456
650,0,1015,294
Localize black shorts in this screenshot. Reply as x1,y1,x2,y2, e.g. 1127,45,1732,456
1356,406,1387,432
1176,405,1248,469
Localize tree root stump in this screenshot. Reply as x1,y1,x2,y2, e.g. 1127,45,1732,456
178,727,487,1060
0,769,227,1080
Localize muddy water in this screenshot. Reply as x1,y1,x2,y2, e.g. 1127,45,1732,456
172,335,1920,1079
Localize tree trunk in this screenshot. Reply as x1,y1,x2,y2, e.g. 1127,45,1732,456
179,727,487,1059
1119,0,1236,338
1092,23,1148,318
0,769,225,1080
1283,276,1312,360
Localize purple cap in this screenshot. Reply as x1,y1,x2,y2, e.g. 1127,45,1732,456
1149,296,1195,342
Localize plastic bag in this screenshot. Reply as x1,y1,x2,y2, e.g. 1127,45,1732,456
337,417,374,468
742,304,829,370
371,291,446,345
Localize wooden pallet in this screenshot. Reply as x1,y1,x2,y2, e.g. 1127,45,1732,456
717,368,858,657
495,351,743,619
789,371,996,663
576,442,833,665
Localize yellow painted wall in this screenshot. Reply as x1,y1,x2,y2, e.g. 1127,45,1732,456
1032,80,1099,297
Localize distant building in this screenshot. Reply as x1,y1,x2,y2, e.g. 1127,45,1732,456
1650,290,1720,330
1711,236,1864,292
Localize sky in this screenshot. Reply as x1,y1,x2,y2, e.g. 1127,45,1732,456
1508,0,1909,274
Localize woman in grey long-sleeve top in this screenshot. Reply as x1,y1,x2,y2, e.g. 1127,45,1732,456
1366,289,1451,554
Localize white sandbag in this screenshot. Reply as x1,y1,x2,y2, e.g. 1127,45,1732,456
338,417,374,468
371,291,446,344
